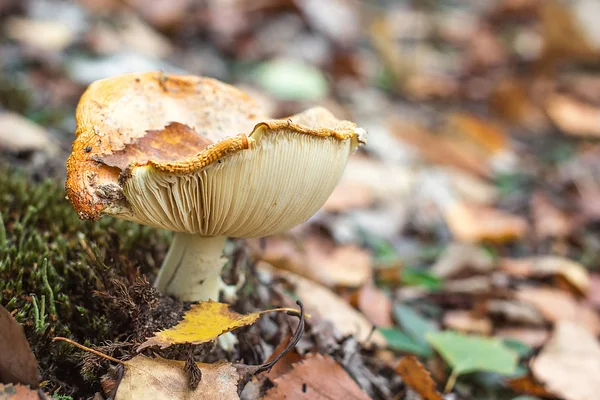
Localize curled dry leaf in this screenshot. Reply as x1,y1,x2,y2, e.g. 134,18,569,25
138,301,299,351
262,354,370,400
255,234,372,288
114,355,239,400
516,287,600,334
395,356,443,400
259,262,386,347
445,202,528,243
0,305,39,387
0,383,40,400
532,321,600,400
501,256,590,295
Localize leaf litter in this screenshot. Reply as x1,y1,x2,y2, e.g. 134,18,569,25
3,0,600,399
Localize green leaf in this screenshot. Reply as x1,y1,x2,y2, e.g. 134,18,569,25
394,303,439,346
253,59,328,101
502,338,533,358
426,331,518,378
378,327,432,357
401,267,443,290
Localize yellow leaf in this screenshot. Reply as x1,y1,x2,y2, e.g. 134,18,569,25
138,301,299,350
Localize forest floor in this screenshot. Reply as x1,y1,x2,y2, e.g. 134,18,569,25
2,1,600,399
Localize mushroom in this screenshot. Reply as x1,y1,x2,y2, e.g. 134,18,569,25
66,71,366,302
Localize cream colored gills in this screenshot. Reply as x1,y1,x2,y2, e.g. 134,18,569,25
123,129,352,237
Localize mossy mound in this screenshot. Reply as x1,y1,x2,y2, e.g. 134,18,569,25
0,166,172,396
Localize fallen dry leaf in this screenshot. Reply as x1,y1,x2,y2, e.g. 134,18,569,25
353,284,393,328
115,355,239,400
4,17,74,51
0,112,57,154
431,242,494,279
516,287,600,334
391,120,491,178
138,301,298,351
262,354,370,400
507,374,557,399
261,334,303,381
0,383,39,399
488,78,548,132
486,300,546,327
546,94,600,137
395,356,443,400
256,234,372,288
531,192,573,238
501,256,590,295
443,311,492,335
532,321,600,400
260,262,386,346
445,202,528,243
0,305,39,386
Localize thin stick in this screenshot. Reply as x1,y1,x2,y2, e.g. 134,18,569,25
53,337,126,365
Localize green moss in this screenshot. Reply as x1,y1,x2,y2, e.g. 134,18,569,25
0,166,171,395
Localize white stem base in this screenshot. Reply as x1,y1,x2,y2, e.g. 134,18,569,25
155,233,227,302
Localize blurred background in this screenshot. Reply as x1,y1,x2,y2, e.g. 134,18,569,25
2,0,600,399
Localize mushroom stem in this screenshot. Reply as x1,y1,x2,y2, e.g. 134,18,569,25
155,233,227,302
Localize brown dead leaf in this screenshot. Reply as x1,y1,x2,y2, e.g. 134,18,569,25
532,321,600,400
516,287,600,334
531,192,573,238
262,334,303,381
395,356,443,400
0,305,39,386
262,354,370,400
259,262,386,347
391,120,491,178
538,1,599,73
115,355,239,400
443,311,492,335
546,94,600,137
0,383,39,399
486,300,546,327
354,284,393,328
500,256,590,295
488,78,548,131
257,234,372,288
323,181,374,212
446,113,509,155
431,242,494,279
507,374,557,398
445,202,528,243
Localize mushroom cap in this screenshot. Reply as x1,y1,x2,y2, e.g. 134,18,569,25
66,72,366,238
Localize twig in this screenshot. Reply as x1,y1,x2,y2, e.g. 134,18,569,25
53,337,126,365
253,300,305,375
